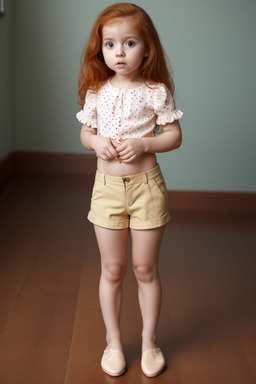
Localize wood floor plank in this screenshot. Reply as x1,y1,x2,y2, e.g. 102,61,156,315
0,175,48,335
204,213,256,380
65,227,183,384
161,213,256,384
0,291,78,384
64,223,105,384
0,173,90,384
1,174,255,384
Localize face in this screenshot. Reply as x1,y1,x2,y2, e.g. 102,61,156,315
101,17,148,80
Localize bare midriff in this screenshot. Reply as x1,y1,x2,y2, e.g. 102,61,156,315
97,152,157,177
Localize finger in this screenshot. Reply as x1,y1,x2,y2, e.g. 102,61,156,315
121,155,136,163
117,151,129,159
102,140,118,158
118,152,133,160
109,146,119,158
98,149,112,160
110,138,121,149
98,153,109,161
114,142,128,153
106,148,118,159
116,146,131,156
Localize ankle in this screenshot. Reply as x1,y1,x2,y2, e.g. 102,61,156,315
106,335,123,351
142,333,158,353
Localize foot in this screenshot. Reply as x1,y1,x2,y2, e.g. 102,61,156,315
141,347,166,377
101,349,126,377
142,341,158,354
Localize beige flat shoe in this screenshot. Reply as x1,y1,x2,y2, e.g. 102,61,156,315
101,349,126,376
141,347,166,377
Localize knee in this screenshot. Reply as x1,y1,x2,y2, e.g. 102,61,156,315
133,264,156,284
103,264,126,284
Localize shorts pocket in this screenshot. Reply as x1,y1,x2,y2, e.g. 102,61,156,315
151,175,168,199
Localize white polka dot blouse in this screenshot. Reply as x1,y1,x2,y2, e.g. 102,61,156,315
76,79,183,143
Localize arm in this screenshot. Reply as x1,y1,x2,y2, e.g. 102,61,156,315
80,124,97,151
80,124,118,161
112,120,182,163
142,120,182,153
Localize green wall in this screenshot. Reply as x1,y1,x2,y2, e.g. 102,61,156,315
0,0,13,159
1,0,256,192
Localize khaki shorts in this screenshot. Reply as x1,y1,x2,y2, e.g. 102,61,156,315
88,164,170,230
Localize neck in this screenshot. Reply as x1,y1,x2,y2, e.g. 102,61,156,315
111,73,144,89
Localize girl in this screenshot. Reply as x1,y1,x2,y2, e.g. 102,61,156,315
76,2,183,378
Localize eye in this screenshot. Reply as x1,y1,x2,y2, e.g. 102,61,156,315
126,40,135,48
105,41,114,48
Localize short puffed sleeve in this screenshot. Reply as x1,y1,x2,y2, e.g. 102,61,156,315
153,84,183,125
76,90,97,128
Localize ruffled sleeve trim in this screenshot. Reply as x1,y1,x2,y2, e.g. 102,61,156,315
153,84,183,125
76,110,97,128
76,90,97,128
156,110,183,125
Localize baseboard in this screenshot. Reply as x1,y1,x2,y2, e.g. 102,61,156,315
15,151,97,175
0,153,16,190
168,190,256,213
1,151,255,213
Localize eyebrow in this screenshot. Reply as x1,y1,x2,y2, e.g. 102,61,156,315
102,35,140,42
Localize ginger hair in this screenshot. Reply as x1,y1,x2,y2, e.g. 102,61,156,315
78,2,174,107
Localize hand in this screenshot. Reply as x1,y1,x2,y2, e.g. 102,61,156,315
111,138,146,163
91,136,118,161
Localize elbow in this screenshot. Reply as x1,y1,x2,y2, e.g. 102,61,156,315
80,130,92,151
164,120,182,151
80,125,97,151
80,130,87,149
173,129,182,150
177,130,182,148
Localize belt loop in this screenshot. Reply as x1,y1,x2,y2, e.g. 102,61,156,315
104,174,106,186
143,173,148,184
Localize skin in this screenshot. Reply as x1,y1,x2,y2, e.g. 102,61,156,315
80,17,182,354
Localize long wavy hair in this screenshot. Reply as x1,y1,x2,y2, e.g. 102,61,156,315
78,3,175,107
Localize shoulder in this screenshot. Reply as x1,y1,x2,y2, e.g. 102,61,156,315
97,79,118,99
151,82,169,94
144,83,172,107
85,89,97,106
144,82,167,90
99,79,110,91
86,79,111,96
145,82,170,97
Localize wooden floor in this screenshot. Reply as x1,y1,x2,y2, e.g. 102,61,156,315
0,173,256,384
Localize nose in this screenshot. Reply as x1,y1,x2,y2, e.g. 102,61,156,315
116,44,125,57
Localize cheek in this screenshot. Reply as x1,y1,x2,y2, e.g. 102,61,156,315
131,50,145,64
102,50,111,63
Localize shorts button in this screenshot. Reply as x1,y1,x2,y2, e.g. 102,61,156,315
126,178,130,182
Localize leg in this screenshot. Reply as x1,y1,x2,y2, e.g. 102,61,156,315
131,226,165,353
94,225,129,351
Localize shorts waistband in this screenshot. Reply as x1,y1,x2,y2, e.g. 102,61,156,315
95,164,162,186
